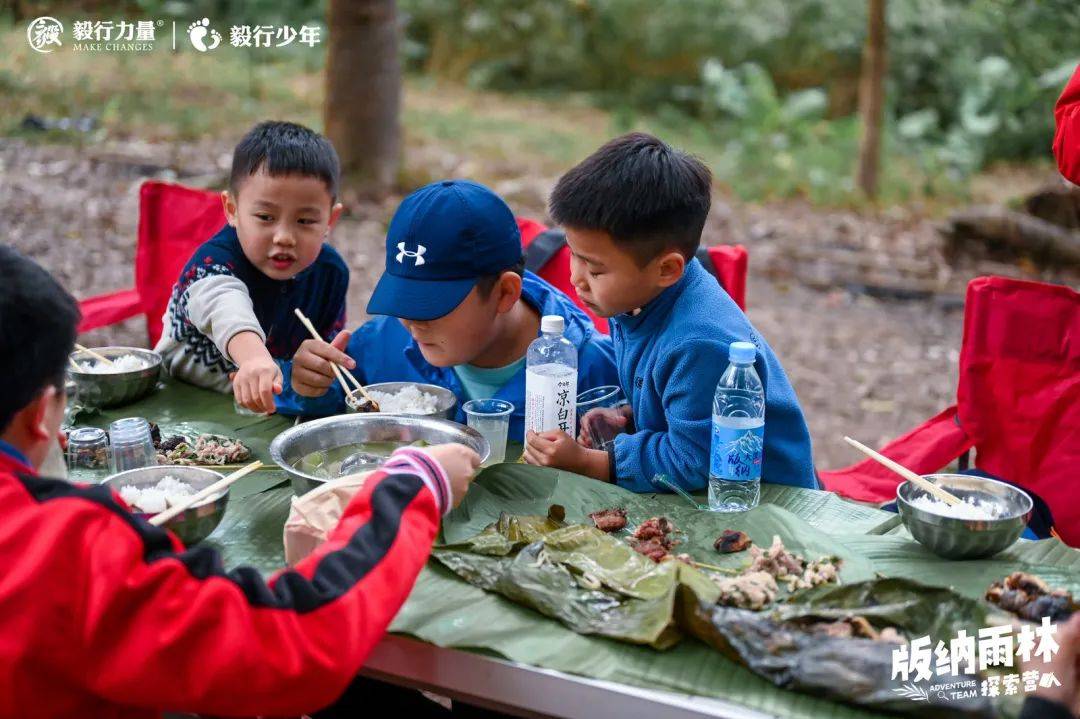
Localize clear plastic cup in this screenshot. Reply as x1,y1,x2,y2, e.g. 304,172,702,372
67,427,111,471
462,399,514,466
108,417,157,473
576,385,625,451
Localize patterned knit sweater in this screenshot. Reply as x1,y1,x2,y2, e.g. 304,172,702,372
154,224,348,393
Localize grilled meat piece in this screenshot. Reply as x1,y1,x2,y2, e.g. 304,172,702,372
589,508,628,533
715,529,752,554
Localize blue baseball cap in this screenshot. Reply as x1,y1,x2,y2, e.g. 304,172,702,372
366,180,523,321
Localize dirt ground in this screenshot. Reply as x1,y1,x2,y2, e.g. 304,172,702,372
3,137,1075,471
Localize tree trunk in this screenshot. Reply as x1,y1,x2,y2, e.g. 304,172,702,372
855,0,887,199
324,0,401,198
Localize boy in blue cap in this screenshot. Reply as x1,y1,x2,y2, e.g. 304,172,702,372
524,133,817,491
278,179,619,441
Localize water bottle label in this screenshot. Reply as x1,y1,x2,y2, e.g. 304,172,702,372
710,419,764,481
525,370,577,436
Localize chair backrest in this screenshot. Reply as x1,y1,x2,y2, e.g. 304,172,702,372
957,276,1080,545
136,182,225,346
517,219,749,335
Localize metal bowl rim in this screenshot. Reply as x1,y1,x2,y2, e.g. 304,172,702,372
895,473,1034,524
102,465,227,511
269,414,490,486
361,381,458,413
68,346,163,378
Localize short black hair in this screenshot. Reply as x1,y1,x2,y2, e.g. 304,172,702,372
229,120,341,201
549,133,712,265
0,245,80,433
475,257,526,299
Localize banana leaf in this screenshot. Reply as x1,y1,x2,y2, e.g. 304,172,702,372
678,577,1004,718
434,508,683,648
66,378,291,499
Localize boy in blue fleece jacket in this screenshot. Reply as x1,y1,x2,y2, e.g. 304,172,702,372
524,133,816,491
277,180,618,442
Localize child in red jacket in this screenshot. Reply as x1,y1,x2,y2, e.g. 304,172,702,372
0,244,479,718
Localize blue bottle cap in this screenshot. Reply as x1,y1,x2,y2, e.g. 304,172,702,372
729,341,756,365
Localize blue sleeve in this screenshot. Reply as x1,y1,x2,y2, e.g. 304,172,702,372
611,337,817,493
578,334,620,392
613,338,728,493
752,343,818,489
274,359,348,417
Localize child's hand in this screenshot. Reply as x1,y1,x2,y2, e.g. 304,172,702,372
524,430,610,480
578,406,630,448
291,331,355,398
418,443,482,508
231,355,283,414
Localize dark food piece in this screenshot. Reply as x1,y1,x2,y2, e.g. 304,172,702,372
589,507,628,533
715,529,752,554
158,435,186,453
148,421,162,447
986,572,1076,623
629,516,678,562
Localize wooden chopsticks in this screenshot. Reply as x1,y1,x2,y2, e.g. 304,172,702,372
292,309,379,411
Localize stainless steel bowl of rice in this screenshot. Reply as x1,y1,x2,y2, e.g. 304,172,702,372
67,346,162,409
103,465,228,545
896,473,1033,560
347,382,457,419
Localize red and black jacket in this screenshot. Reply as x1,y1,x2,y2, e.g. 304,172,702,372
0,444,450,718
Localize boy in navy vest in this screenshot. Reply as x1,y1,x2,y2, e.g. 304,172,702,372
524,133,817,491
155,121,348,413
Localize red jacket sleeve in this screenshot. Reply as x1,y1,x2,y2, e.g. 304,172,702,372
1053,62,1080,184
49,453,447,716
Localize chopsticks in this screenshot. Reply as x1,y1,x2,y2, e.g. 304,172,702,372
74,343,116,367
149,460,263,526
292,309,380,411
842,436,962,506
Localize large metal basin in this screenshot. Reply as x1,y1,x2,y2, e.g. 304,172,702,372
269,414,489,495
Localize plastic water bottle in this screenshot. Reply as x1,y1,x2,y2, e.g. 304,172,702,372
708,341,764,512
525,315,578,437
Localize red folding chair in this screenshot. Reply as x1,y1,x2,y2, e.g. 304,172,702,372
517,218,748,334
78,181,225,346
820,276,1080,546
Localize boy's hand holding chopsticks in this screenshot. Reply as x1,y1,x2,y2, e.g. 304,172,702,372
291,331,355,397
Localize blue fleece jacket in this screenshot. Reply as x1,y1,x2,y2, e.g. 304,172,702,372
610,258,816,492
276,272,619,442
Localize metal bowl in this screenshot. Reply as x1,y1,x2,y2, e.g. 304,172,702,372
349,382,457,419
896,473,1032,560
103,465,228,545
270,414,490,495
67,346,162,409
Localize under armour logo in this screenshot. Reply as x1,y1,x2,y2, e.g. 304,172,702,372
396,242,426,266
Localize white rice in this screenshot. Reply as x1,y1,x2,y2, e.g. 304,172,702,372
908,494,1002,520
76,353,147,374
119,475,196,514
367,385,441,415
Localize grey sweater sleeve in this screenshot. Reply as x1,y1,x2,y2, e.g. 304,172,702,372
186,274,265,358
154,275,265,393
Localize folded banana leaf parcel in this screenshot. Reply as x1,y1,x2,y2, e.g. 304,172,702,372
434,504,1007,717
679,576,1005,718
433,505,683,649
